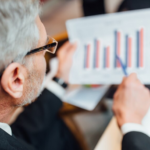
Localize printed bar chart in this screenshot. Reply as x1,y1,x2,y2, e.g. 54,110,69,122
137,28,144,68
93,39,100,69
115,31,121,68
104,46,110,68
67,9,150,84
126,35,132,68
83,28,144,70
84,44,90,69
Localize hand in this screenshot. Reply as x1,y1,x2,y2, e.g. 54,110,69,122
113,73,150,127
55,41,77,83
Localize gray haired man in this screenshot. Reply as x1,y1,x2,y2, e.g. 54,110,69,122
1,0,150,150
0,0,81,150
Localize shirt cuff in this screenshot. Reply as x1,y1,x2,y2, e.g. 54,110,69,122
121,123,149,137
45,80,66,99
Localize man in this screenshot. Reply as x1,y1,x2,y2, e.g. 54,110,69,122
0,0,149,150
0,0,81,150
113,73,150,150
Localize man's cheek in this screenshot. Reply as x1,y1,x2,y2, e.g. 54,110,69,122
36,56,46,72
43,56,46,73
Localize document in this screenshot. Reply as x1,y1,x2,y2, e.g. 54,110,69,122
63,85,110,111
66,9,150,84
47,58,110,110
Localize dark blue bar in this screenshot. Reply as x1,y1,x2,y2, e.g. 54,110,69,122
84,45,87,69
93,39,97,68
137,31,140,67
114,31,117,68
104,47,106,68
125,35,128,67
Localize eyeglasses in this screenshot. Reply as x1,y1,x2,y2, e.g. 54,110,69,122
0,36,58,77
26,36,58,56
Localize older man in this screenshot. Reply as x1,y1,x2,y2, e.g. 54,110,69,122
0,0,150,150
0,0,81,150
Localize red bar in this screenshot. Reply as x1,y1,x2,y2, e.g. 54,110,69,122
117,32,121,67
86,45,90,68
96,40,100,68
128,37,132,67
106,46,110,68
140,28,144,67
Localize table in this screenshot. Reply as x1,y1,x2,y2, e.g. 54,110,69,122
94,117,122,150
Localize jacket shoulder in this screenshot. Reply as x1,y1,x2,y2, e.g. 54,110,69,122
0,129,35,150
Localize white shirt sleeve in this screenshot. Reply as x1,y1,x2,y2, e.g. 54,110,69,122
121,123,149,136
121,108,150,137
45,80,66,99
44,57,66,99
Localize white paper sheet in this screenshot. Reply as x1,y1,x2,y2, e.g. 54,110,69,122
66,9,150,84
63,85,110,111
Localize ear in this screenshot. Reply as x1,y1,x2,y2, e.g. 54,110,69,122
1,63,25,99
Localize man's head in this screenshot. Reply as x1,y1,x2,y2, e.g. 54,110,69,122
0,0,47,107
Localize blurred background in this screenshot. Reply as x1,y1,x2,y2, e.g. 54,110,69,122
38,1,150,150
40,0,123,36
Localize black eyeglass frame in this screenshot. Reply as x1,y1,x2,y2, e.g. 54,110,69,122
0,37,58,77
26,37,58,56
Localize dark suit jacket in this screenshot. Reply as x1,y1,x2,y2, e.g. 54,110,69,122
0,89,149,150
7,89,81,150
122,131,150,150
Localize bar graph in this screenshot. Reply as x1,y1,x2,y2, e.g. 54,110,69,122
67,8,150,84
83,28,144,70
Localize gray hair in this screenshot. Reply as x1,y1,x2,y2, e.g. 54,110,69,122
0,0,40,72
